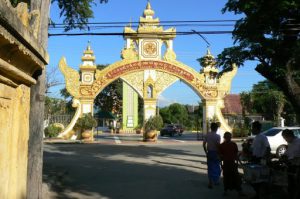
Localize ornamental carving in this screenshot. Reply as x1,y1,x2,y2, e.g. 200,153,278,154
217,64,238,97
203,90,218,98
163,40,176,61
121,42,138,60
83,60,206,98
59,57,80,98
142,40,158,57
154,71,178,95
121,72,144,97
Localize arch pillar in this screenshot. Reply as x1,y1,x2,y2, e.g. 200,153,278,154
144,98,157,120
202,99,232,134
202,100,218,134
80,98,94,115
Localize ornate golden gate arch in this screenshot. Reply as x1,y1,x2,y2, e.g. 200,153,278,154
58,2,237,139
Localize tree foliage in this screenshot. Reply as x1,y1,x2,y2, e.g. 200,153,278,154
45,96,74,117
94,64,122,115
51,0,109,31
74,113,97,131
219,0,300,122
159,103,203,130
159,103,189,125
10,0,109,31
240,80,296,125
144,115,163,132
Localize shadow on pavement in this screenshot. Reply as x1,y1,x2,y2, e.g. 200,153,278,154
43,144,257,199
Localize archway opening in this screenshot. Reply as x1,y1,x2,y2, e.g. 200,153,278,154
158,80,203,138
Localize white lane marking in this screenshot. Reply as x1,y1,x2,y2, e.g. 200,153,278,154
114,136,122,144
173,139,185,143
159,137,169,139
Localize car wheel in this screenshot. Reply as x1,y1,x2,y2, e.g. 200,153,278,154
170,132,174,137
276,145,287,157
160,132,164,136
178,132,182,136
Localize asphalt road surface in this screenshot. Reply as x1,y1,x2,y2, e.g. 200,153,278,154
42,134,261,199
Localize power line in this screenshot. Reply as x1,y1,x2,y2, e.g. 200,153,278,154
48,24,235,30
48,30,232,37
49,19,238,26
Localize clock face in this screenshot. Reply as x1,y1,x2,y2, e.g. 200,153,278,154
143,41,158,56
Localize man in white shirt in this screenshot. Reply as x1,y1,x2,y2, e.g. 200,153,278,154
251,121,270,163
203,122,221,189
282,129,300,199
249,121,271,199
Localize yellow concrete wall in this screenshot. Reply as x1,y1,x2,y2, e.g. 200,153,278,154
0,83,30,199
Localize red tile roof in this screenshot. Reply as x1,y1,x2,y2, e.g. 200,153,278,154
222,94,243,115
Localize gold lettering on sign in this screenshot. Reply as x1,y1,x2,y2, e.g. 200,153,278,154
105,61,194,82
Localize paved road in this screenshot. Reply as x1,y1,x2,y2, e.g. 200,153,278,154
43,140,257,199
93,132,203,145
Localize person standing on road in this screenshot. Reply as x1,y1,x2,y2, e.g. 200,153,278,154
203,122,221,189
251,121,270,164
250,121,270,199
282,129,300,199
219,132,244,196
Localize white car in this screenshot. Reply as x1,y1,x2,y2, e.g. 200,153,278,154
262,127,300,157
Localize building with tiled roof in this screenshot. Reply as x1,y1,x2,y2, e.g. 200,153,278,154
222,94,243,116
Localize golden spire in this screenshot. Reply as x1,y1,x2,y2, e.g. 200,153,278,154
87,40,91,51
123,1,176,39
144,0,155,17
206,48,212,56
81,41,96,67
199,48,216,67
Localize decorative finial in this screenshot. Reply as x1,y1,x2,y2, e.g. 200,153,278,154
197,48,216,68
206,48,212,56
147,0,151,9
144,0,154,17
87,40,91,50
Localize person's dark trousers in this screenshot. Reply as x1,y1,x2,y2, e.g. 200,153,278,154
287,165,300,199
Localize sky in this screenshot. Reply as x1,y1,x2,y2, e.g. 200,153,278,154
47,0,265,107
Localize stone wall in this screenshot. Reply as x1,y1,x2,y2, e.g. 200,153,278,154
0,1,48,198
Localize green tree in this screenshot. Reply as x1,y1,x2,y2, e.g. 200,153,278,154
240,92,252,117
159,106,172,124
219,0,300,122
239,80,296,125
159,103,189,127
10,0,109,31
94,64,122,115
251,81,286,122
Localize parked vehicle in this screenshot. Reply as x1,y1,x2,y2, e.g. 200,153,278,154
242,127,300,157
160,124,184,137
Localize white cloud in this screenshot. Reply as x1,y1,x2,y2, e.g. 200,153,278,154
157,94,177,107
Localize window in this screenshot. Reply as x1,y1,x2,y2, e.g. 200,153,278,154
263,129,282,137
147,85,153,98
292,129,300,138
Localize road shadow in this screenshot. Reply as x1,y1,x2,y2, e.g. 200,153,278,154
43,144,257,199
